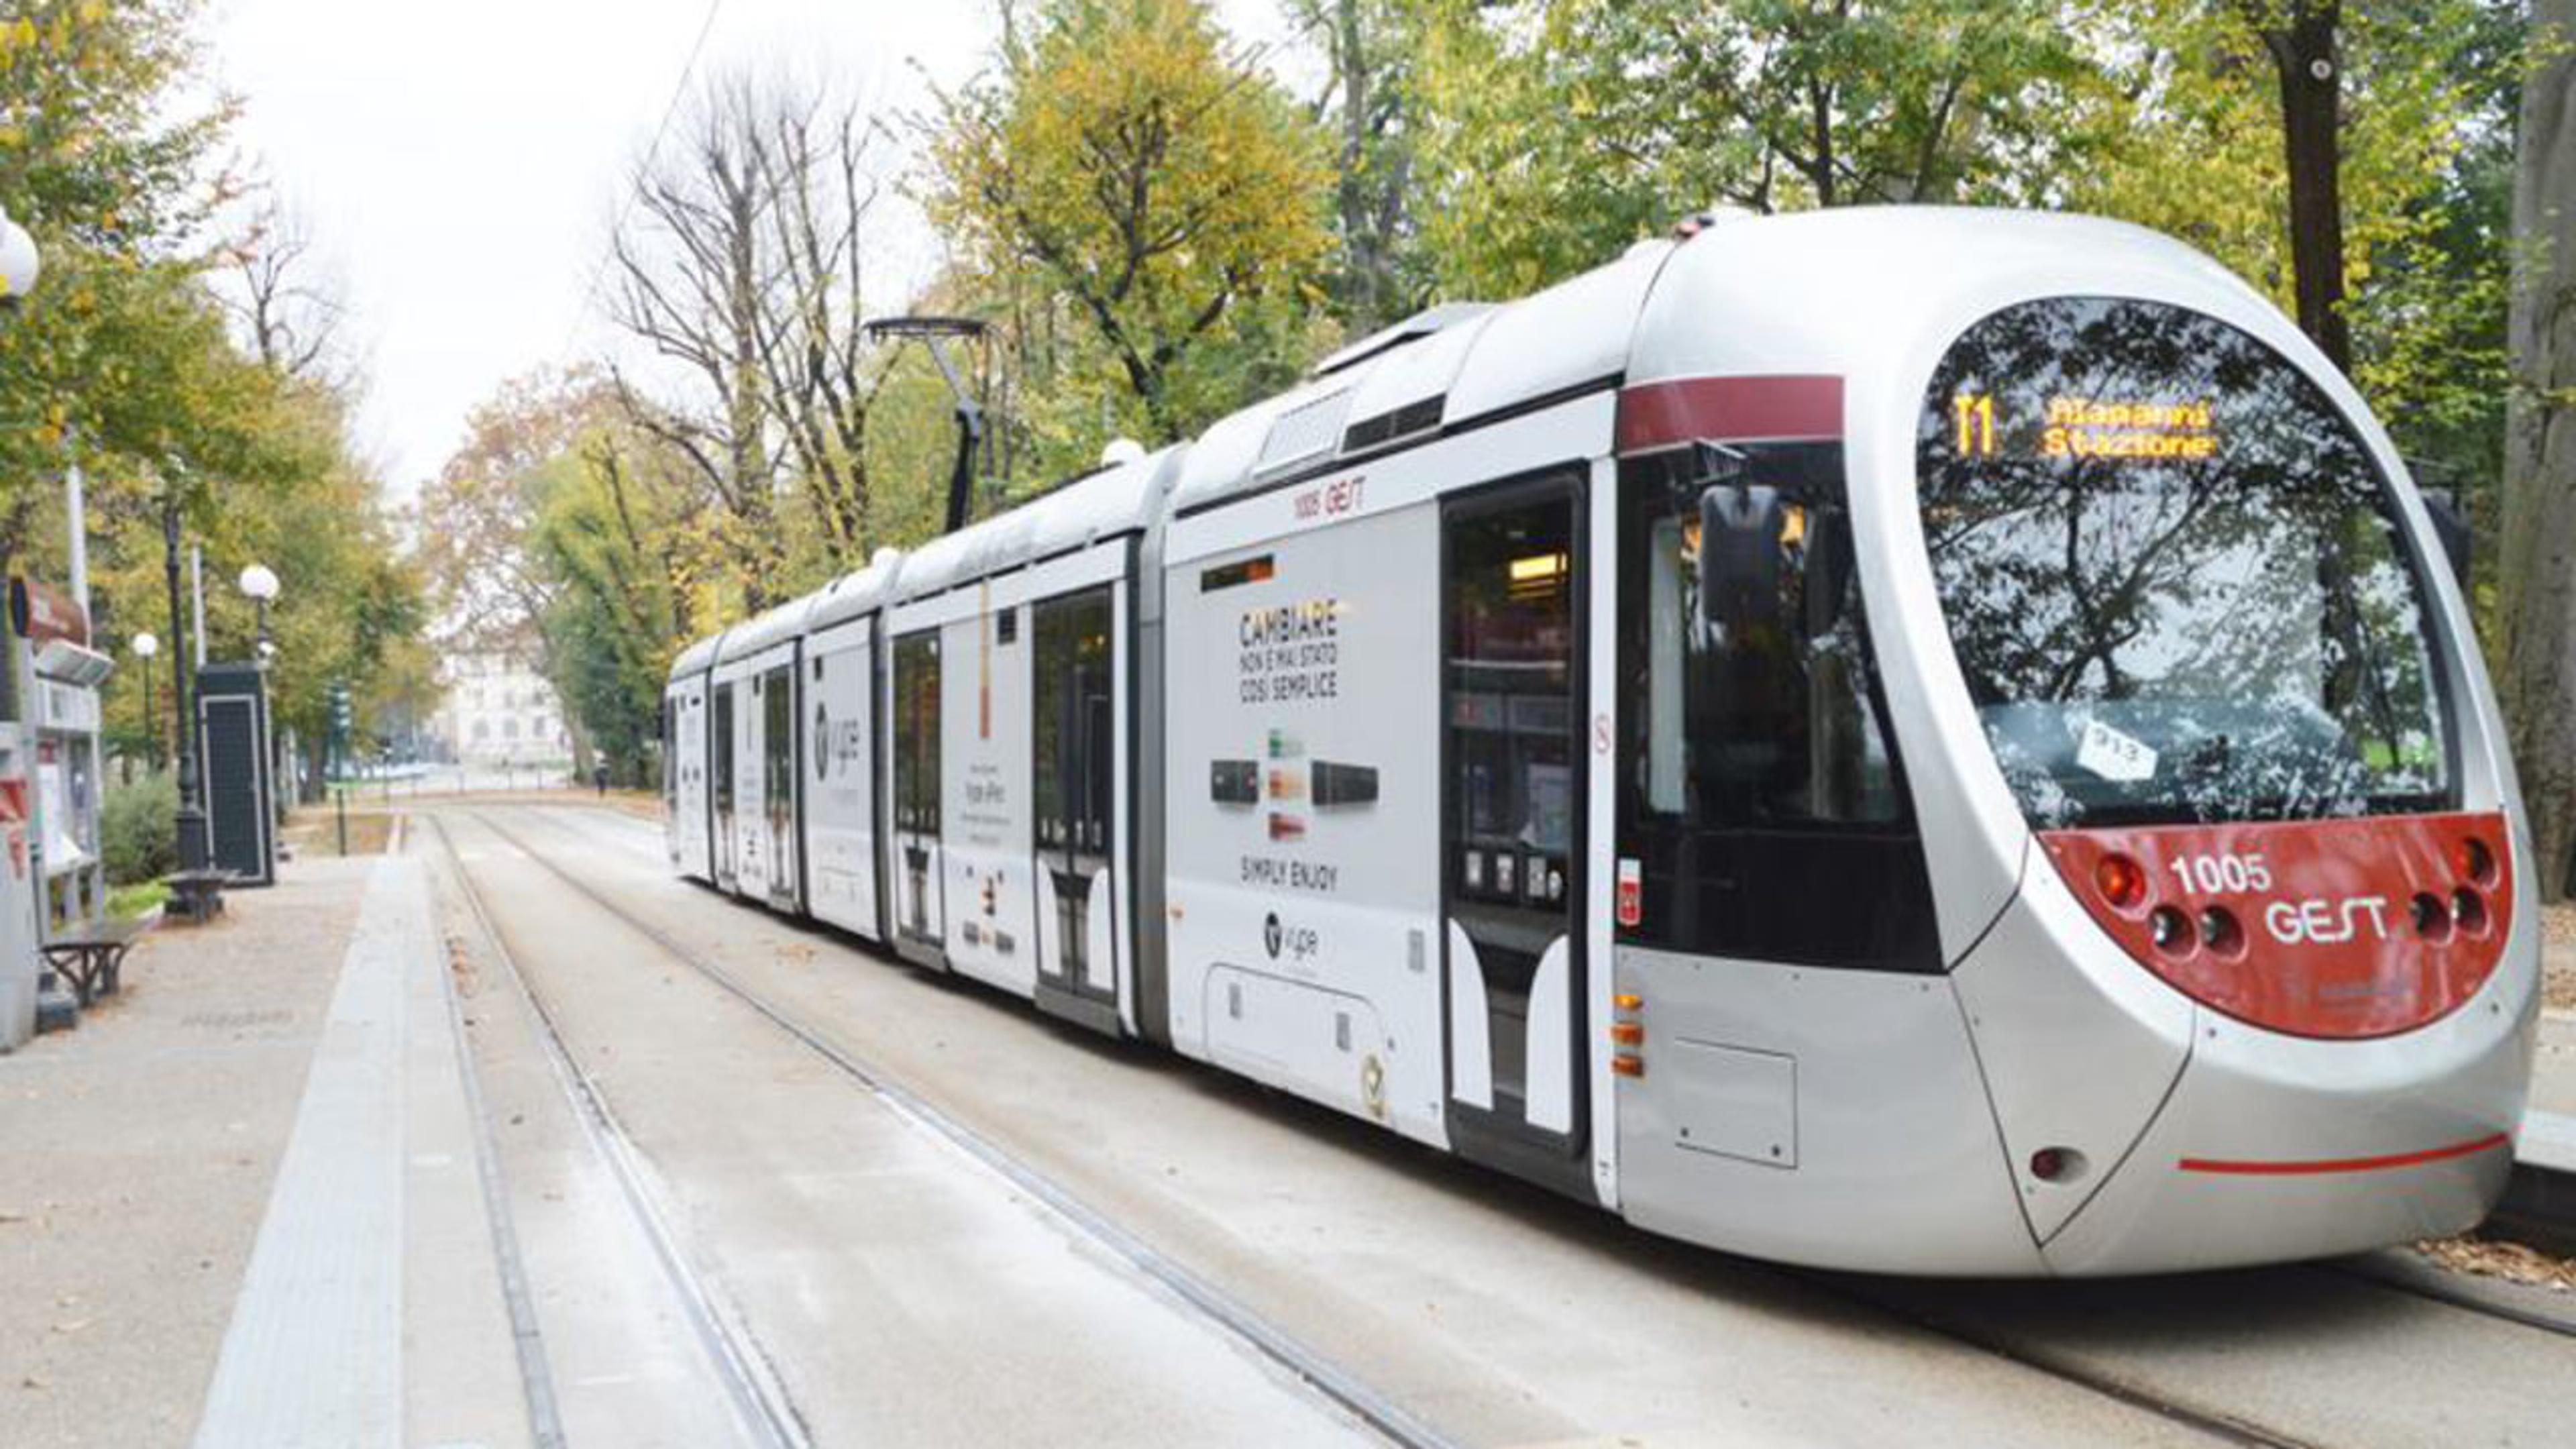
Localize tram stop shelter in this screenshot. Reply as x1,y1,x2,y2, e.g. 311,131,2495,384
2,577,122,1027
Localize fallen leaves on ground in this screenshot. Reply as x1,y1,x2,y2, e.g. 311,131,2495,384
2545,904,2575,1012
2416,1235,2576,1291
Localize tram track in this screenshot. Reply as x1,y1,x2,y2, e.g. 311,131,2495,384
2316,1253,2576,1340
446,804,1454,1449
472,804,2339,1448
483,801,2576,1448
426,812,815,1449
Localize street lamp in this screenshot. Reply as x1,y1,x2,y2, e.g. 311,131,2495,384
0,204,40,305
237,563,278,667
131,632,159,771
163,483,207,871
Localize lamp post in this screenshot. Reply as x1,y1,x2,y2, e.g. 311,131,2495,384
131,633,158,771
162,487,207,871
237,564,278,661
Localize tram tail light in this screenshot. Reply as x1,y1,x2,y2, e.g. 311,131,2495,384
2094,853,2147,912
1611,1055,1645,1079
1609,1021,1644,1046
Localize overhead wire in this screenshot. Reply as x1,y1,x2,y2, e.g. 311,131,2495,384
553,0,728,363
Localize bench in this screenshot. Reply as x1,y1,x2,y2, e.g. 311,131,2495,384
164,868,238,924
40,917,147,1007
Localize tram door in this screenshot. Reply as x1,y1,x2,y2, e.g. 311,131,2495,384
1032,587,1118,1026
1442,476,1588,1166
712,682,738,888
761,660,797,906
891,631,946,955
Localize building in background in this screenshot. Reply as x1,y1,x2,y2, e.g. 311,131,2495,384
431,652,572,765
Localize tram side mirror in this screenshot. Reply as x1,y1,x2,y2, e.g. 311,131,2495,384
2418,487,2471,586
1698,480,1785,639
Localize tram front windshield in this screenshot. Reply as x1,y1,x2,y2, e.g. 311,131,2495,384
1917,297,2453,830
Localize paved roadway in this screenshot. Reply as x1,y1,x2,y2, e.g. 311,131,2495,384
423,802,2576,1448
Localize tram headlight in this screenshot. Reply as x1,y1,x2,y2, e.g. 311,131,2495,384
2452,887,2491,938
2148,905,2193,957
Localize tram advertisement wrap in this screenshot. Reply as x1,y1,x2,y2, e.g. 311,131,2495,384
1166,504,1444,1138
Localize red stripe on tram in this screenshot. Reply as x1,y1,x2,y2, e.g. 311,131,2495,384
1615,375,1844,454
2177,1131,2511,1176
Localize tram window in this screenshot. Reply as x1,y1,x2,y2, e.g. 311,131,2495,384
1917,297,2453,829
893,633,941,835
1617,443,1938,972
712,688,735,815
1636,446,1898,826
763,663,794,820
1034,588,1114,859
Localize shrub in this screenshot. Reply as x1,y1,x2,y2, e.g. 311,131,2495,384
102,769,178,885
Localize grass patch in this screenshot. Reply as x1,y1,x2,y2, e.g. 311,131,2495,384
107,881,170,920
280,804,398,857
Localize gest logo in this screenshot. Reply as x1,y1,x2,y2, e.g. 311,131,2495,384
2263,895,2391,946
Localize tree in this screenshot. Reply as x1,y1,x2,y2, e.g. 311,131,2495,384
921,0,1334,445
2241,1,2353,368
528,431,694,785
1402,0,2104,297
744,88,891,570
218,200,350,387
0,2,424,800
415,368,623,771
2072,1,2521,595
610,74,900,598
2502,0,2576,898
610,78,788,607
1289,0,1428,331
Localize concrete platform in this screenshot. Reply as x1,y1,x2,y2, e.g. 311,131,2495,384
0,851,529,1449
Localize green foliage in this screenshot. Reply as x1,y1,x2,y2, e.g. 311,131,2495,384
100,767,174,885
0,1,427,794
105,879,167,921
921,0,1336,457
1401,0,2110,297
527,432,688,782
2070,0,2524,608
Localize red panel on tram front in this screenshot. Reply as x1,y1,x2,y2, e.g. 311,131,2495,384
2041,812,2514,1040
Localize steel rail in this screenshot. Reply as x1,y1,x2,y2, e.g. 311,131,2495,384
428,813,812,1449
2316,1254,2576,1340
417,831,570,1449
463,804,1455,1449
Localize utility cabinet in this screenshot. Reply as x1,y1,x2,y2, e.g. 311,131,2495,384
197,662,276,887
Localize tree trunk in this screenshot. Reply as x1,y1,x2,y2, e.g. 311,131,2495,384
1333,0,1387,329
2255,2,2352,371
2503,0,2576,901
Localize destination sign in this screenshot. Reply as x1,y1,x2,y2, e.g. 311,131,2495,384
1950,392,2219,462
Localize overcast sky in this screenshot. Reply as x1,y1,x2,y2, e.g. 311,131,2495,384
206,0,1305,501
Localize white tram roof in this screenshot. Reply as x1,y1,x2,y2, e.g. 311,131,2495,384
1171,239,1674,515
1624,207,2268,392
804,548,906,634
887,445,1177,602
713,598,811,665
668,630,726,682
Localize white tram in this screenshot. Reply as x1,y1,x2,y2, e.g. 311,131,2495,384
663,209,2538,1275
